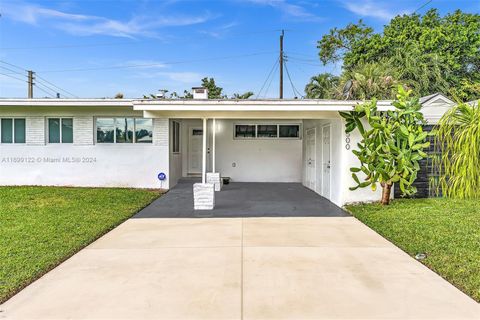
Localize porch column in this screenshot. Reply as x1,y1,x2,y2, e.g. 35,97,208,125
202,117,207,183
212,118,216,173
206,118,222,191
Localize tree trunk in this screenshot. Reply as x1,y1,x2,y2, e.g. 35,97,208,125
381,183,392,205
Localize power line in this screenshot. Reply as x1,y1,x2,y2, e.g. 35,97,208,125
263,61,280,98
0,60,26,72
0,72,27,83
36,51,277,73
285,57,324,67
33,84,55,98
0,60,78,98
256,57,279,99
284,61,304,98
414,0,433,13
0,65,26,76
34,81,58,96
35,74,78,98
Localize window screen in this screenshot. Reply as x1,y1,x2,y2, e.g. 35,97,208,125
235,125,255,138
48,118,61,143
61,118,73,143
1,119,13,143
279,125,300,138
14,119,26,143
257,125,278,138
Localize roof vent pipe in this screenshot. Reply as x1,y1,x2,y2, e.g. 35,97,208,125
192,87,208,99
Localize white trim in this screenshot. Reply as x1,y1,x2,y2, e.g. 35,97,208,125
0,99,133,107
94,117,153,145
305,127,316,192
46,117,73,144
212,118,216,173
321,123,332,200
233,122,302,140
172,120,181,154
187,126,203,175
0,117,26,144
202,118,207,184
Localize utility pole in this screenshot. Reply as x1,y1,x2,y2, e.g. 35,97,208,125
27,70,35,98
279,29,284,99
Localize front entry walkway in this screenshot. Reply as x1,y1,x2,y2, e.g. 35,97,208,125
136,178,348,218
2,217,478,319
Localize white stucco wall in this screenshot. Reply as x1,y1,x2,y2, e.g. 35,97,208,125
177,119,303,182
338,119,384,205
0,107,170,189
211,119,303,182
0,145,168,188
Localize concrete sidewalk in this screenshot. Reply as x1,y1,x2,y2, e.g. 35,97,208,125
1,217,478,319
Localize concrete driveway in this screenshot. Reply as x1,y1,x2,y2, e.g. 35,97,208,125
1,217,478,319
135,179,349,218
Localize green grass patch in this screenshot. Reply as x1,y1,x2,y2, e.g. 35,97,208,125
346,198,480,302
0,186,160,303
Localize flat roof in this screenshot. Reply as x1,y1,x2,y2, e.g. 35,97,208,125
0,98,394,112
0,99,133,107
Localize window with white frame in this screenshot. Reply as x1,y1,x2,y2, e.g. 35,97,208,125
172,121,180,153
234,124,300,139
1,118,26,144
48,118,73,143
96,118,152,144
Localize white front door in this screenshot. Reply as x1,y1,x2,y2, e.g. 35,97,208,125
305,128,316,191
322,125,331,199
188,127,203,174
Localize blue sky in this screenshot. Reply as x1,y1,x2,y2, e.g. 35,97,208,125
0,0,478,98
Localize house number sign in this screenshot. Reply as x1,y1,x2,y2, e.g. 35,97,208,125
345,133,351,150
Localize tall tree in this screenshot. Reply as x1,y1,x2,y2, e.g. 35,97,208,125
317,9,480,100
335,60,399,100
304,73,339,99
201,77,225,99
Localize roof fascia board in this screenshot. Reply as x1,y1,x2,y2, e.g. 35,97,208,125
0,99,133,107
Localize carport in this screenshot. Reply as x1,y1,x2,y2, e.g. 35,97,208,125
135,178,348,218
133,97,395,207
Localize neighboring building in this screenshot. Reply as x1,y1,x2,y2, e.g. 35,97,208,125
0,90,454,206
393,93,456,199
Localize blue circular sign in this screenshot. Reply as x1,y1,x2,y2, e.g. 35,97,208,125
157,172,166,181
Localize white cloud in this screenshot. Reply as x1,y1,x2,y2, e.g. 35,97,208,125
341,1,401,21
199,21,239,38
124,60,167,69
133,70,201,84
163,72,202,83
247,0,322,21
2,2,213,38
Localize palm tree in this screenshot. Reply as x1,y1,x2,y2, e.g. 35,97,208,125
336,60,400,100
232,91,254,99
304,73,339,99
432,101,480,199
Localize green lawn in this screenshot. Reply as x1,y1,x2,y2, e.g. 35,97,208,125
0,186,160,303
346,198,480,302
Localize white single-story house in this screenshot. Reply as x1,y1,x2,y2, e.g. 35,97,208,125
0,89,455,207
